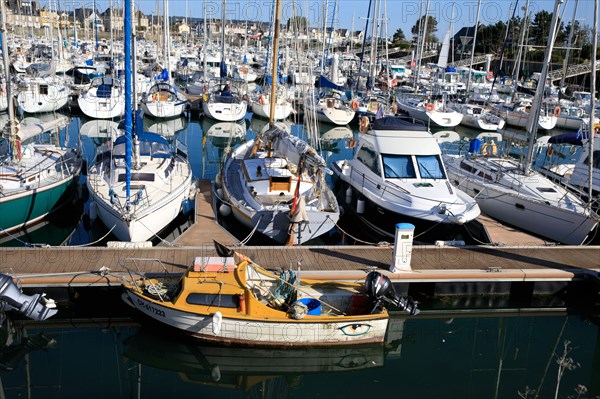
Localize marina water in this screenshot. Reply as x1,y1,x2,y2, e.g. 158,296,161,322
1,310,598,398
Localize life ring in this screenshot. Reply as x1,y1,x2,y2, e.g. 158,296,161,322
349,139,356,148
425,103,434,112
351,100,359,110
359,116,369,133
553,106,561,117
487,71,493,79
258,95,264,105
202,93,208,102
152,92,157,102
481,141,498,156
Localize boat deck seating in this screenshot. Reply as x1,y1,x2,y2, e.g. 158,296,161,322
151,91,171,102
96,84,112,98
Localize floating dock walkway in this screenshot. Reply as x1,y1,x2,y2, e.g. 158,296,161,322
1,181,598,294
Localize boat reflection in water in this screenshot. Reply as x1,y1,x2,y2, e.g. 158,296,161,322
0,310,596,397
320,123,353,154
143,115,188,137
201,118,247,149
123,327,384,391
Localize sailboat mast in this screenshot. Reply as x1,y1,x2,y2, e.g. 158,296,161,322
354,0,373,91
268,0,282,126
414,0,431,91
512,0,529,83
0,0,16,158
369,0,379,86
560,0,579,89
221,0,226,77
588,0,597,202
124,0,133,201
524,0,563,174
203,0,207,76
465,0,481,94
164,0,170,76
131,0,138,109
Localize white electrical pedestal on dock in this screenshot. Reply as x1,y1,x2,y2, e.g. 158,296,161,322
390,223,415,273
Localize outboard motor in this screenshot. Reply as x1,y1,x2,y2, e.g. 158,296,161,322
365,271,419,316
0,274,57,321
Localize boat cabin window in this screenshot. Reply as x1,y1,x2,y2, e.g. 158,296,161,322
381,154,416,179
357,145,381,175
186,293,239,308
416,155,446,179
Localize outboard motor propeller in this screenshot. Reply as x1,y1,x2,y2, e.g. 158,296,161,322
0,274,58,321
365,271,419,316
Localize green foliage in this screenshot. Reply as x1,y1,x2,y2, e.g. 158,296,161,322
392,27,406,43
411,16,438,43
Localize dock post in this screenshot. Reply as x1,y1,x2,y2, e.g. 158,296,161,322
390,223,415,273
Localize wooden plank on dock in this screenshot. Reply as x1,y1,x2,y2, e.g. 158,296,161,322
477,214,546,246
173,179,238,247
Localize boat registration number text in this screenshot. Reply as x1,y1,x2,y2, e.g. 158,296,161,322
138,298,166,317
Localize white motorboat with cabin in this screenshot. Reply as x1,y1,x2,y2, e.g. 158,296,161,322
331,116,485,244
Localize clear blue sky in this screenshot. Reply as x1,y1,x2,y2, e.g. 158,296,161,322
62,0,596,40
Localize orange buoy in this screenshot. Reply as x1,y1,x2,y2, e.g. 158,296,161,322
351,100,359,110
349,139,356,148
553,106,561,117
425,103,434,111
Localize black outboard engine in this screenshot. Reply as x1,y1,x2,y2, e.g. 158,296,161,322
0,274,58,321
365,271,419,315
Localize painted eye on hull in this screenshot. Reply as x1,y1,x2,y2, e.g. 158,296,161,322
337,354,369,368
340,323,372,336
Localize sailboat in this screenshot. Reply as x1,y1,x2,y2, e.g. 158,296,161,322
140,0,188,119
77,75,126,119
86,1,194,243
201,1,248,122
0,3,81,242
15,64,70,113
0,116,81,242
442,0,599,245
218,0,340,245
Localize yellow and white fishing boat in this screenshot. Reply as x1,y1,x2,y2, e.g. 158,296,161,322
121,242,419,347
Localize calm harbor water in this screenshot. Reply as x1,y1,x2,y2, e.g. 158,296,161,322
1,310,598,399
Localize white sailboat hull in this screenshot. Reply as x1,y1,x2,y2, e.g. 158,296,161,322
305,103,355,126
203,100,247,122
88,178,191,242
142,99,188,119
78,87,126,119
250,101,292,120
444,155,598,245
17,81,69,113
